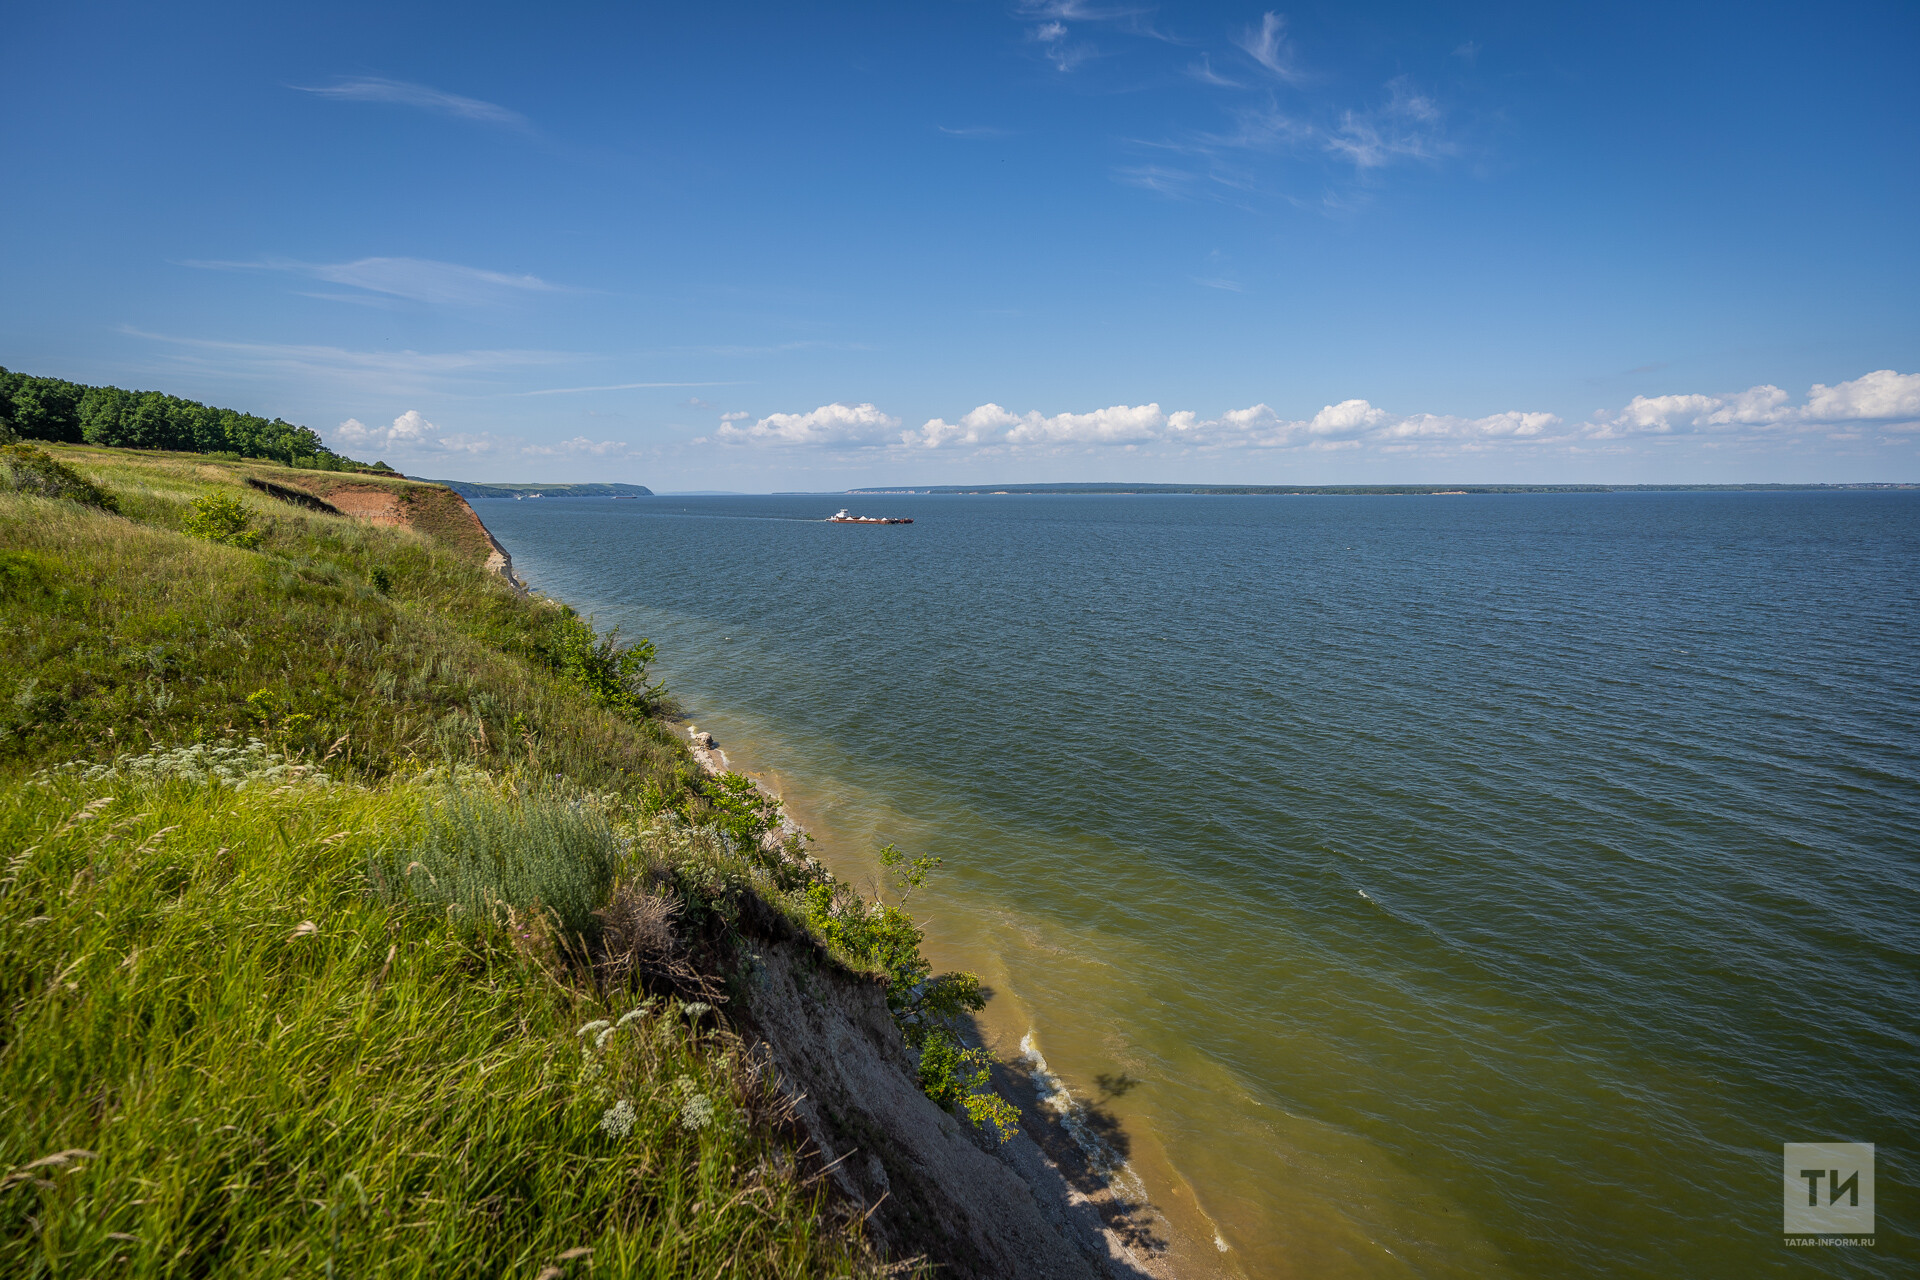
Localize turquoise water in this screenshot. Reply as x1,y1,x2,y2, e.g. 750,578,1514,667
479,492,1917,1278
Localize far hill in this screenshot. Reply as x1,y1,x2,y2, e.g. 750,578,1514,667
423,478,655,499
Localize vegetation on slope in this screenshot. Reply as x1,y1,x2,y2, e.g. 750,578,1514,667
0,445,1012,1277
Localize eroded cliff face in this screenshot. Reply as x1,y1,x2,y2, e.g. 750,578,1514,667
249,470,524,589
724,913,1160,1280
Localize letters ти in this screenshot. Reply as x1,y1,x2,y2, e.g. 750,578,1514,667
1799,1167,1861,1207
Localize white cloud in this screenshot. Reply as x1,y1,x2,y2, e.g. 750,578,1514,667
1804,369,1920,423
721,369,1916,461
906,398,1563,454
182,256,562,307
1594,370,1920,438
712,402,901,447
1236,12,1305,84
329,414,641,461
292,78,531,132
330,410,502,456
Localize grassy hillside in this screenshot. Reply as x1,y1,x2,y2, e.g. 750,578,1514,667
0,446,982,1277
0,446,685,794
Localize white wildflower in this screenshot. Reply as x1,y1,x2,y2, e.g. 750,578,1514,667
681,1001,713,1021
576,1019,612,1041
674,1075,715,1131
599,1099,636,1139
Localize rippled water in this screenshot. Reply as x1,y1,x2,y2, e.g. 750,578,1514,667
479,492,1918,1278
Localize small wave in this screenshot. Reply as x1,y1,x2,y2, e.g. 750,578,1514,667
1019,1030,1147,1203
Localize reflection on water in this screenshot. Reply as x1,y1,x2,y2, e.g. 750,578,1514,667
480,492,1919,1278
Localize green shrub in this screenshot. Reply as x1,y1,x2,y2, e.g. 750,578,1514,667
0,549,50,599
799,854,1015,1142
914,1028,1021,1141
180,491,260,548
699,770,787,849
542,609,668,718
384,785,622,938
0,443,117,511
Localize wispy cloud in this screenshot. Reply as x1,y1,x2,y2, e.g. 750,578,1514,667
1235,12,1306,84
1028,19,1096,72
522,435,637,456
180,256,567,307
660,340,870,358
938,125,1016,138
1323,78,1451,169
1187,53,1241,88
992,6,1463,205
1191,276,1245,291
515,380,740,396
292,77,532,132
122,327,585,398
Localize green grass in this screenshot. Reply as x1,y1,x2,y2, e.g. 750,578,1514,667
0,448,696,803
0,771,878,1278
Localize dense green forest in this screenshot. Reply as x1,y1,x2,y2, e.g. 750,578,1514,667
0,365,383,472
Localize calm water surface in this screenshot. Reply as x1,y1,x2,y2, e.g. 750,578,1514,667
481,493,1918,1279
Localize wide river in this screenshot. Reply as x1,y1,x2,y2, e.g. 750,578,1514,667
478,492,1916,1279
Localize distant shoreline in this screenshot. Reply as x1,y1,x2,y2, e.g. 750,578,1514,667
843,481,1917,496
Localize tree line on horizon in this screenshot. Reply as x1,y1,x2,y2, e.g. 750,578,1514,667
0,365,384,472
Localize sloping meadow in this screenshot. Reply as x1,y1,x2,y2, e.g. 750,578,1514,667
0,451,950,1276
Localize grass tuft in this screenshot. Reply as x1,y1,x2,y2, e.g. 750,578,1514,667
387,785,621,939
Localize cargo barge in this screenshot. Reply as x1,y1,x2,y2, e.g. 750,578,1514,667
829,508,913,524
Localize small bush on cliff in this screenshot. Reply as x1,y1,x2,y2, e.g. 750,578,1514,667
699,770,786,848
180,491,261,547
541,610,669,718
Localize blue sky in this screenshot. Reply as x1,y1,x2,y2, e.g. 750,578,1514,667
4,1,1916,488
